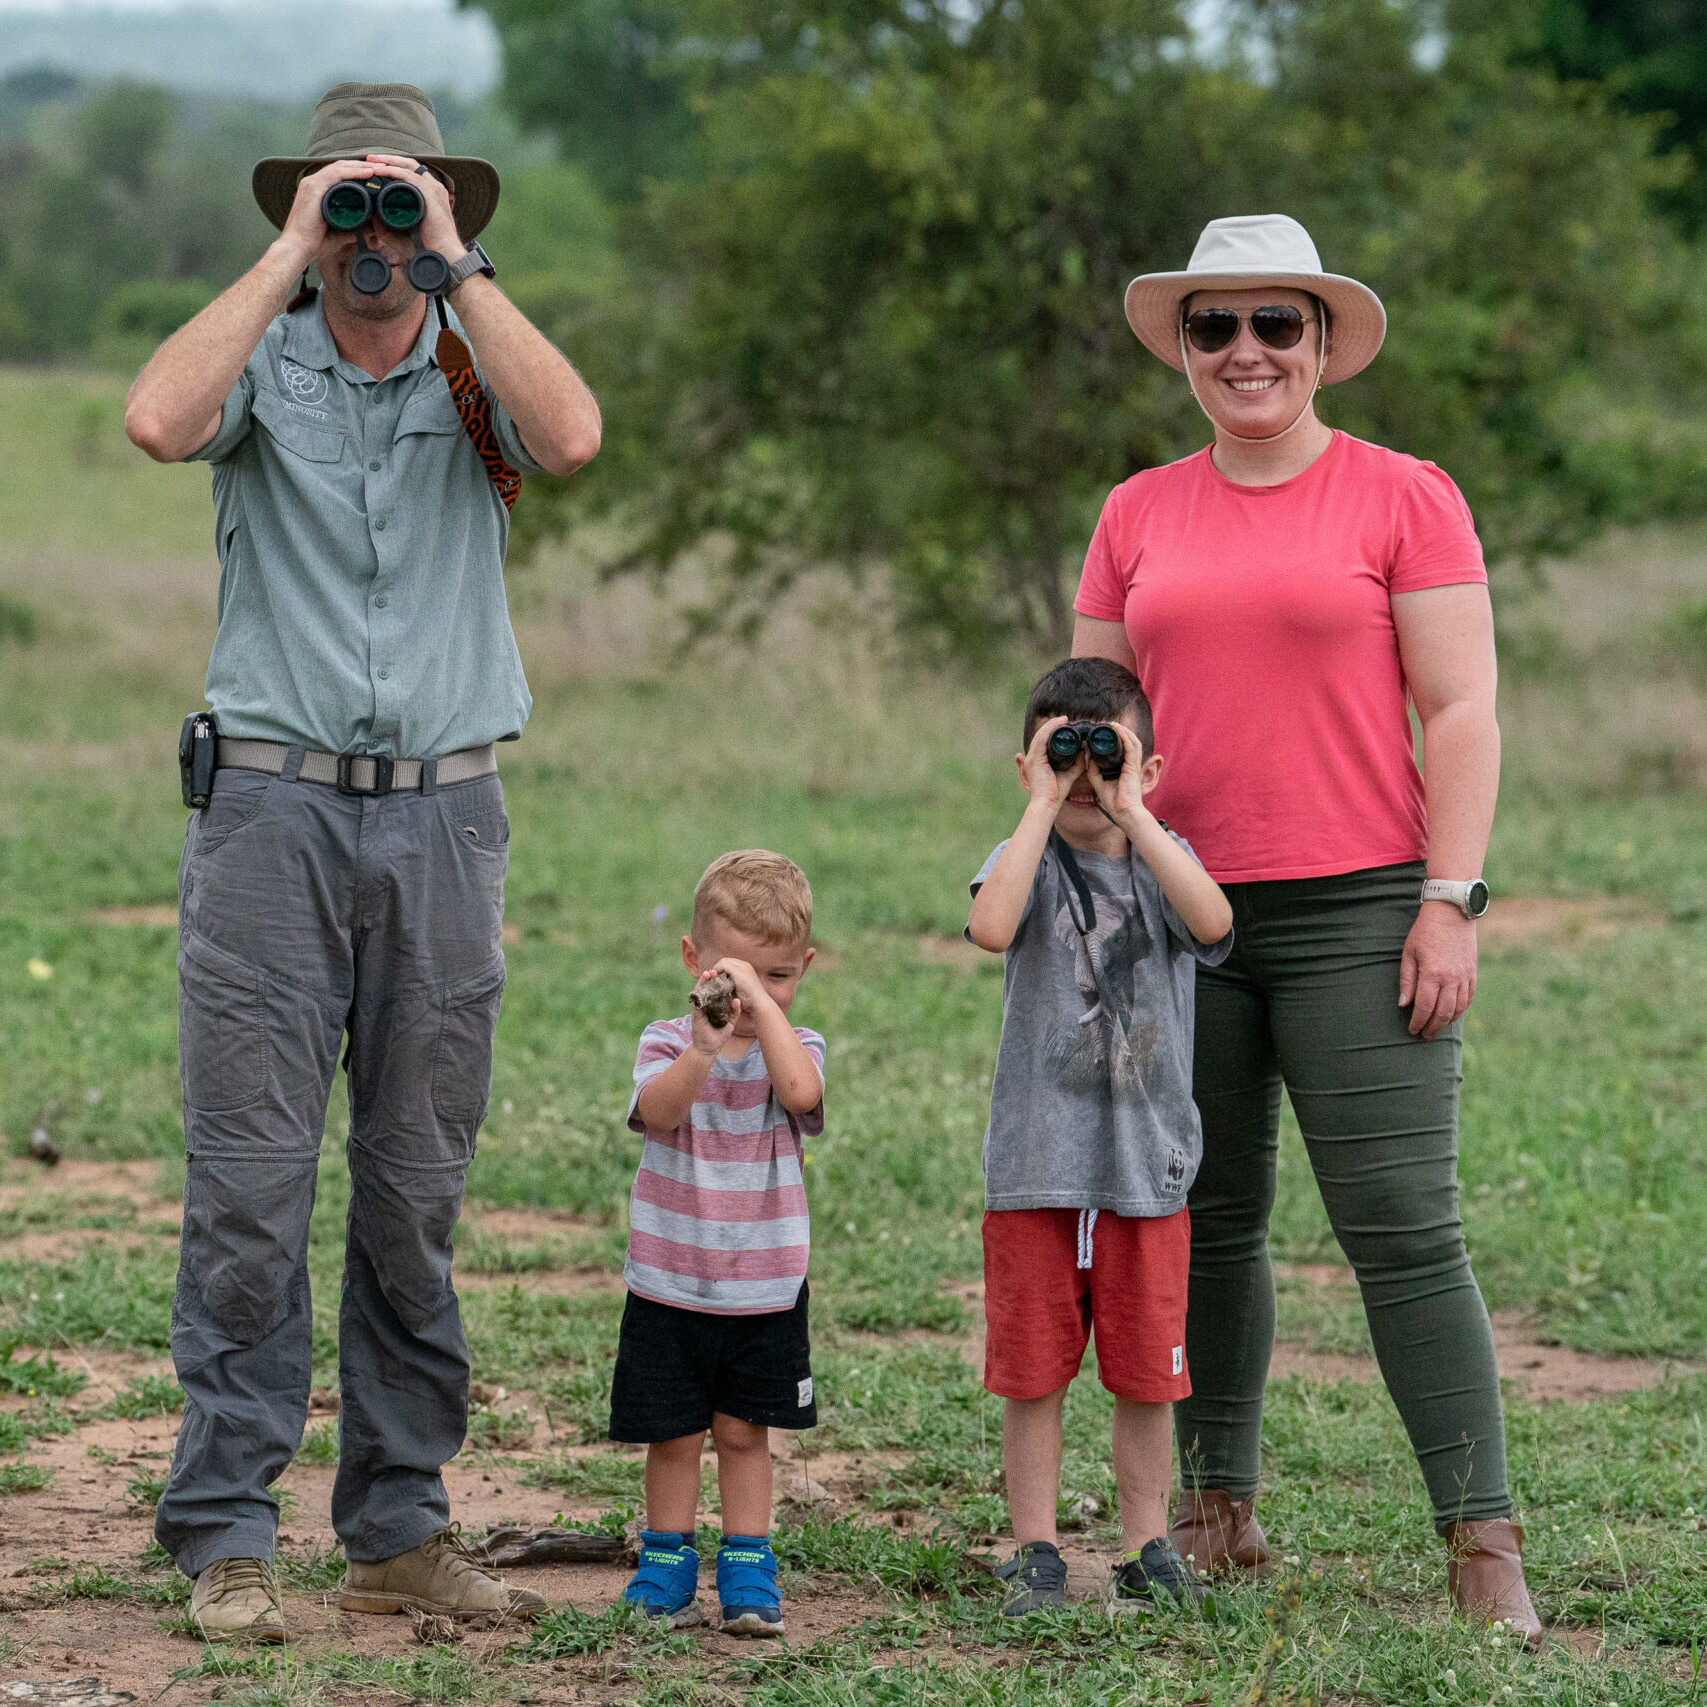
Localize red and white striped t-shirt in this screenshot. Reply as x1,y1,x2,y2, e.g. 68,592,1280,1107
624,1017,827,1315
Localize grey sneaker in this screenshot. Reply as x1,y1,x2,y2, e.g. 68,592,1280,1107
190,1556,285,1643
994,1540,1069,1615
1111,1537,1208,1612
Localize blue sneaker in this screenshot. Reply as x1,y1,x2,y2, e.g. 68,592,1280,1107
621,1530,703,1628
716,1534,783,1637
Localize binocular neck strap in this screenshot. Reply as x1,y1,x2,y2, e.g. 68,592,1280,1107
1049,831,1098,935
435,298,522,514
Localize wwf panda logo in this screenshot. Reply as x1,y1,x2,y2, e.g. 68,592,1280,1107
280,358,329,407
1165,1148,1187,1188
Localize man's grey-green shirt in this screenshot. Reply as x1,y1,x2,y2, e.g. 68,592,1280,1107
188,296,542,758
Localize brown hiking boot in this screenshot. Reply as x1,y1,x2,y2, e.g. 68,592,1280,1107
190,1556,286,1643
339,1525,547,1625
1445,1518,1545,1649
1169,1488,1272,1576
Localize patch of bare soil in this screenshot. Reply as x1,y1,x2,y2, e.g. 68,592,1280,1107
0,1164,896,1698
83,906,177,930
0,1410,898,1703
914,935,987,971
0,1161,178,1222
1479,896,1666,948
457,1269,625,1298
4,1230,177,1267
1265,1263,1700,1399
460,1206,607,1242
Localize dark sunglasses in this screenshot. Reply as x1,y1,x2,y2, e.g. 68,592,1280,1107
1183,304,1315,354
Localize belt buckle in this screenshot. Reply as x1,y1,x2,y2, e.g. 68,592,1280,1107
335,754,395,797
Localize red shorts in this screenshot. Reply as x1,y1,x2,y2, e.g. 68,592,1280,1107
982,1207,1191,1403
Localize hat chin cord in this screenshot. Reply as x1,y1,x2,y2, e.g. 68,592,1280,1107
1179,322,1327,444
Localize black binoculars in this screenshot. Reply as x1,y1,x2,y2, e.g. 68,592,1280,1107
320,176,451,297
1047,721,1126,780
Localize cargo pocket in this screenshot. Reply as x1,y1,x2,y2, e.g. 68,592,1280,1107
430,962,505,1133
178,930,267,1114
191,769,275,855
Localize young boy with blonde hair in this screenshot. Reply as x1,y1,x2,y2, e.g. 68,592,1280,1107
610,849,825,1637
967,657,1233,1612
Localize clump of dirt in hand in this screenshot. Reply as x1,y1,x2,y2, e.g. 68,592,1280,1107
690,972,736,1029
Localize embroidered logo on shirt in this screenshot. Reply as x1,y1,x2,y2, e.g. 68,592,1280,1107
1172,1346,1183,1376
797,1377,813,1408
280,357,330,408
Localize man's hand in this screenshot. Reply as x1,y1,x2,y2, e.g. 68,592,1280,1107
364,154,468,265
1019,717,1075,812
274,158,419,273
1399,903,1478,1039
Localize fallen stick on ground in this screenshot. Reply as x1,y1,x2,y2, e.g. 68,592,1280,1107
473,1525,634,1568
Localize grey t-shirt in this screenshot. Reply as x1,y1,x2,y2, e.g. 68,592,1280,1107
970,833,1233,1216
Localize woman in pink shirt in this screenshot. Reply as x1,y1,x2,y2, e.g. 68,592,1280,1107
1073,215,1541,1643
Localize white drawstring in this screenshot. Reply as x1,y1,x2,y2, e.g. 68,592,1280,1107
1076,1208,1099,1270
1178,316,1327,445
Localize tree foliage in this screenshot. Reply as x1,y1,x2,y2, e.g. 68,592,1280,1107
476,0,1707,652
1523,0,1707,231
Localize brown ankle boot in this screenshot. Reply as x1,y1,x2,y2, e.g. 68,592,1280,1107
1169,1489,1272,1576
1444,1519,1544,1649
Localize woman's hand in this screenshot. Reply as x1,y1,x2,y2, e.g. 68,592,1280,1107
1399,903,1478,1039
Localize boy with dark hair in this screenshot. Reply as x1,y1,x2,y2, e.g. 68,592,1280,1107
967,657,1233,1612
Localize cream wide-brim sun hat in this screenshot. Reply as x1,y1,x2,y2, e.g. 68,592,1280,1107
1124,213,1386,386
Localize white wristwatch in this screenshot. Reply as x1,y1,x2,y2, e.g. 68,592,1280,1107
1420,878,1491,919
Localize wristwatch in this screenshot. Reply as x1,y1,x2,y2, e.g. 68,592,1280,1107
444,242,496,293
1420,878,1491,919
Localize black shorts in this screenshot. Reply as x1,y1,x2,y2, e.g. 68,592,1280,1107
609,1282,817,1442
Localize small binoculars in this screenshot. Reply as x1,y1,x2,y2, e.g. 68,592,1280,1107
1047,721,1126,780
320,176,451,298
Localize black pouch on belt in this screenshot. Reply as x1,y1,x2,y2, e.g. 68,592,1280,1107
178,709,219,809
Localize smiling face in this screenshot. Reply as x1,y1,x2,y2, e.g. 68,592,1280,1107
1181,285,1325,443
1047,707,1158,838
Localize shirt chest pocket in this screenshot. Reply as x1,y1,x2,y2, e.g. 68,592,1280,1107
398,388,465,447
252,389,345,464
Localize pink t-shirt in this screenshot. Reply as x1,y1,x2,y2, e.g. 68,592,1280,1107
625,1017,826,1315
1073,432,1486,883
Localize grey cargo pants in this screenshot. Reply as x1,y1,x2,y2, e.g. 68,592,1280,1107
155,756,508,1576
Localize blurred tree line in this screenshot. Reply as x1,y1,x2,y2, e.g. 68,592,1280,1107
9,3,1707,654
467,0,1707,651
0,70,295,363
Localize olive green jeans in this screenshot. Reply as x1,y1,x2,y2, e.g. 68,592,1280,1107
1176,861,1512,1530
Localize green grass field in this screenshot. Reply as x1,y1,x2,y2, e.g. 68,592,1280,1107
1,367,1704,1703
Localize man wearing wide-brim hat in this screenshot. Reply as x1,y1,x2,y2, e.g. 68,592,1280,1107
126,84,599,1642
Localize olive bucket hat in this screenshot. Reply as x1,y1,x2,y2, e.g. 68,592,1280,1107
252,82,500,242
